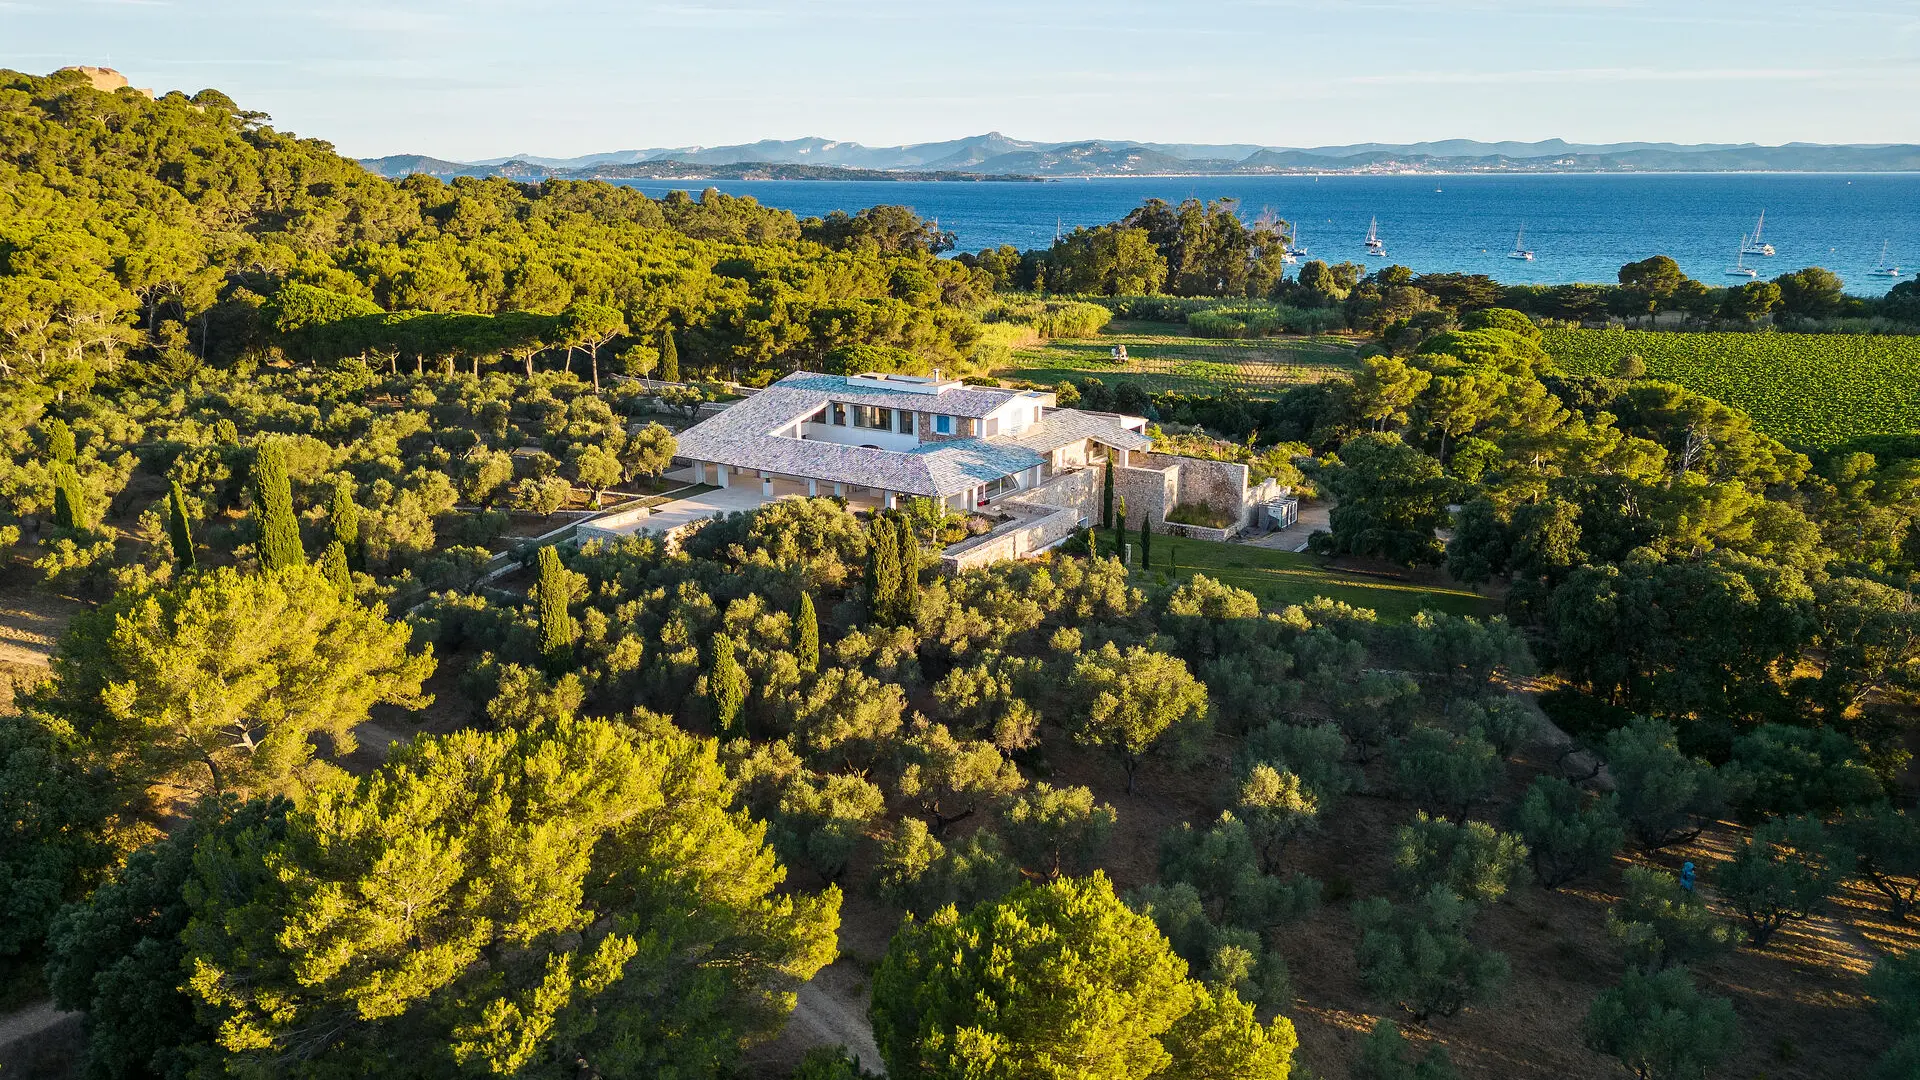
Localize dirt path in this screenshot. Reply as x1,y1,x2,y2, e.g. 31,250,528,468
745,961,884,1077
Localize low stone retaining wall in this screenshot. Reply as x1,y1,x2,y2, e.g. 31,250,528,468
1162,521,1236,542
939,505,1081,572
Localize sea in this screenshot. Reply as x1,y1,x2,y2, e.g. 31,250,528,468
609,173,1920,297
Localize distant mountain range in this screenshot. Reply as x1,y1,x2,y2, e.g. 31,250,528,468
358,135,1920,181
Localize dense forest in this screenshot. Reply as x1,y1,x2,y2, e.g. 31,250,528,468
5,66,1920,1080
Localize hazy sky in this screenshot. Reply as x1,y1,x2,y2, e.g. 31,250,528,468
5,0,1918,159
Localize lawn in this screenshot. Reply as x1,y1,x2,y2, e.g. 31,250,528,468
1105,532,1497,621
995,320,1361,397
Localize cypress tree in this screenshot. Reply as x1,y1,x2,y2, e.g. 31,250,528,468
320,539,352,598
1111,496,1127,563
252,440,304,571
795,592,820,674
894,515,920,625
1139,517,1152,568
1101,458,1115,529
867,515,900,624
51,463,87,531
710,633,745,733
330,478,363,570
537,545,575,667
167,480,196,570
658,329,680,383
47,418,75,465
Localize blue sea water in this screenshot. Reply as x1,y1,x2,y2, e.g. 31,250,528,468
610,173,1920,297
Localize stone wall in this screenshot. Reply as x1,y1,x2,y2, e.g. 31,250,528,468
939,506,1080,572
937,466,1101,572
1116,462,1176,529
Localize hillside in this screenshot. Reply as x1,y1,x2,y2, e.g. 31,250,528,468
366,135,1920,178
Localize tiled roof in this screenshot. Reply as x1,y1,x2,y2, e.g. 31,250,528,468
774,371,1038,419
675,378,1046,497
1001,410,1152,454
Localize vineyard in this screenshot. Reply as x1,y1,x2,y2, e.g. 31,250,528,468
1542,328,1920,450
995,328,1361,396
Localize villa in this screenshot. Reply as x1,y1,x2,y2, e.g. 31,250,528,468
582,370,1287,568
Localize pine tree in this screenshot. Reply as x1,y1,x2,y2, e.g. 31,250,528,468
167,480,196,570
1139,517,1152,568
47,418,75,465
319,540,352,598
1101,458,1115,528
536,545,575,668
710,633,746,733
658,328,680,383
795,592,820,674
894,515,920,625
329,478,363,570
252,440,304,571
868,515,900,624
51,463,87,531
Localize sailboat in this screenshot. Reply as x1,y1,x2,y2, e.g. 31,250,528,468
1364,217,1385,257
1741,211,1775,257
1726,236,1758,278
1284,225,1306,260
1507,226,1535,261
1870,240,1903,278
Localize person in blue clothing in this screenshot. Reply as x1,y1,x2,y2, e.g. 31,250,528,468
1679,861,1696,892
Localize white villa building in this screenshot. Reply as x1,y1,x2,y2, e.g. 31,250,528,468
584,370,1286,569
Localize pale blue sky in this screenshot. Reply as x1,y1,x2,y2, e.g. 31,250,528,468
4,0,1918,159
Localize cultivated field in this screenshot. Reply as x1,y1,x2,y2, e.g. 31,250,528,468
1543,328,1920,451
996,321,1362,396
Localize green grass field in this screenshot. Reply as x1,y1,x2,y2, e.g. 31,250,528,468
1543,327,1920,451
995,320,1361,397
1105,532,1496,621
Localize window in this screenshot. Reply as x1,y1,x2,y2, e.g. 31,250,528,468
935,415,952,435
984,417,999,437
831,403,846,426
875,407,893,431
900,411,915,435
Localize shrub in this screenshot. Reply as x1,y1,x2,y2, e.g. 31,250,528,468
1582,968,1740,1080
1607,866,1738,972
1391,813,1529,904
1512,776,1625,889
1719,815,1850,947
1353,885,1509,1023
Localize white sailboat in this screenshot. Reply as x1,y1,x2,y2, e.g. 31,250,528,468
1364,216,1385,256
1726,236,1757,278
1870,240,1903,278
1284,225,1306,260
1741,211,1775,257
1507,226,1535,261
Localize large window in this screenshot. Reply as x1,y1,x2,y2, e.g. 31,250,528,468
850,405,893,430
900,411,915,435
934,415,952,435
982,474,1021,500
831,403,846,426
